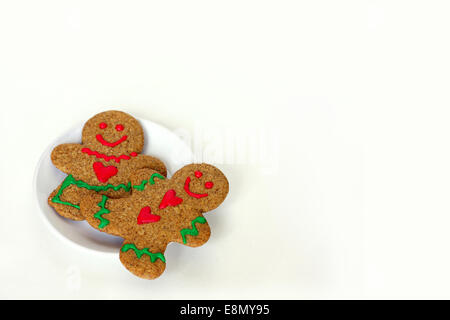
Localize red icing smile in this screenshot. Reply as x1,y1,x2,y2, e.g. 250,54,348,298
184,176,209,199
96,134,128,147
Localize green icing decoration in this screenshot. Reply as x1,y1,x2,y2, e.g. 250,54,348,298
51,173,164,209
180,216,207,244
133,173,165,191
93,195,111,229
51,174,131,209
121,243,166,263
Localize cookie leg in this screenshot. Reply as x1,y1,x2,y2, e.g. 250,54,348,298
48,179,92,221
119,241,168,279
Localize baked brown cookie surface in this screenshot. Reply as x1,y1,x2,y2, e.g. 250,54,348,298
79,163,229,279
48,110,167,220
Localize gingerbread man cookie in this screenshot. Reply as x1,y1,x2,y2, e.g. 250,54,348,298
79,163,229,279
48,110,167,221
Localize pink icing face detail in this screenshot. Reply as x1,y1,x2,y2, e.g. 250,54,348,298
184,170,215,198
194,171,203,178
96,134,128,147
96,122,127,147
82,111,145,155
205,181,214,189
95,122,128,147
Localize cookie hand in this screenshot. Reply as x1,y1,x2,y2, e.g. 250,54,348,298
172,215,211,247
51,143,88,175
79,194,129,238
133,154,168,177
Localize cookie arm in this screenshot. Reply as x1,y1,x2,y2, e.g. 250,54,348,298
51,143,87,175
79,194,131,238
133,155,167,177
172,214,211,248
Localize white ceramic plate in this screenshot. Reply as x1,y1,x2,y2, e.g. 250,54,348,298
33,118,193,254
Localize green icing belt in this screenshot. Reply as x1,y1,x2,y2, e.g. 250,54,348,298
51,173,165,209
121,243,166,263
180,216,207,244
51,174,131,209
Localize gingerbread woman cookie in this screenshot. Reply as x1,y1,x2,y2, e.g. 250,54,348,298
79,163,229,279
48,110,167,221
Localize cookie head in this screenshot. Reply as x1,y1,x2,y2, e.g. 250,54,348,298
177,163,229,212
82,110,144,155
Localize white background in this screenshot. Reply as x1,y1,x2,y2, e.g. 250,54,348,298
1,0,450,299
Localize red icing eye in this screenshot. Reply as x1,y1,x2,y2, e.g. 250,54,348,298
205,181,214,189
194,171,203,178
99,122,107,129
115,124,124,131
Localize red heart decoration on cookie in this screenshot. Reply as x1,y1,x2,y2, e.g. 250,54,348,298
93,161,118,183
137,206,160,225
159,189,183,209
